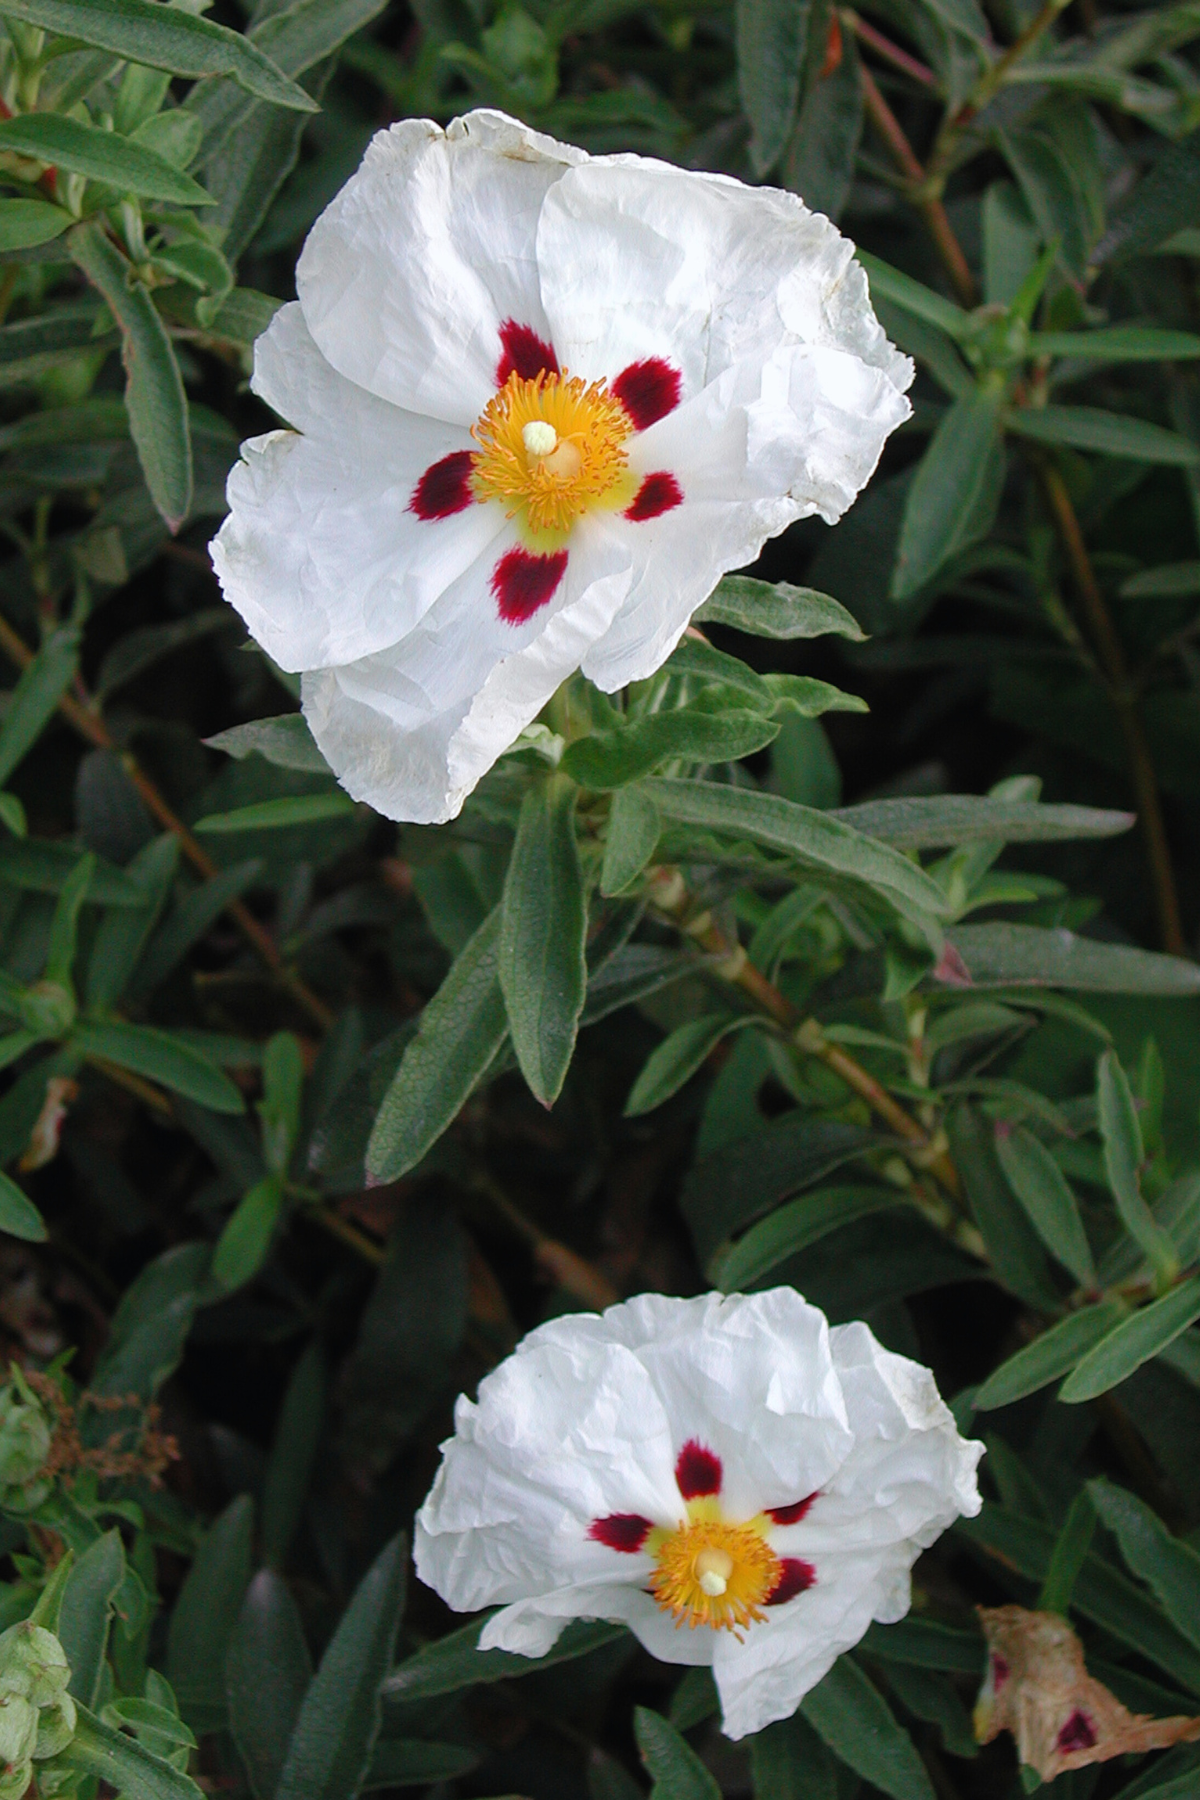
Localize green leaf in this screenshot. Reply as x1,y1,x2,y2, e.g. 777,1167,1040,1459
714,1184,907,1291
1096,132,1200,266
562,707,780,789
943,922,1200,993
736,0,811,175
367,908,507,1182
642,780,950,923
0,115,213,206
262,1341,326,1572
948,1105,1060,1309
1097,1049,1177,1277
830,795,1133,849
103,1699,195,1748
892,390,1006,599
0,627,77,790
1088,1479,1200,1654
783,25,862,222
1121,561,1200,599
1007,404,1200,465
73,1020,245,1113
750,1711,836,1799
1029,326,1200,362
0,840,141,906
97,609,238,700
0,198,73,251
61,1705,203,1800
919,0,990,41
881,1664,977,1759
995,1124,1095,1286
85,833,179,1014
1000,127,1091,278
665,638,773,705
600,785,661,896
0,1170,45,1241
92,1240,209,1400
382,1617,626,1703
45,849,93,987
856,251,972,342
1060,1278,1200,1402
193,793,355,831
212,1174,284,1291
973,1301,1126,1408
0,0,317,110
1038,1489,1096,1615
499,775,587,1106
800,1656,934,1800
67,222,192,531
861,1618,984,1675
275,1532,406,1800
694,576,865,641
58,1530,124,1709
132,858,264,997
260,1030,303,1173
205,714,330,774
634,1707,721,1800
983,180,1040,307
227,1571,312,1800
625,1014,753,1117
167,1495,253,1732
362,1740,479,1789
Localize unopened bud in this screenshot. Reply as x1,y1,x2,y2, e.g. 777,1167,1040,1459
34,1693,75,1760
0,1624,70,1707
17,982,75,1040
0,1756,31,1800
0,1694,36,1767
0,1372,51,1512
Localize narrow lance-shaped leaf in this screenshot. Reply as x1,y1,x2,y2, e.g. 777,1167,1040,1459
227,1571,313,1800
0,116,214,207
1007,405,1200,466
694,576,864,641
0,627,77,790
44,851,94,989
800,1656,935,1800
72,1021,244,1114
60,1705,203,1800
167,1495,253,1731
892,390,1006,599
274,1532,407,1800
1096,1049,1177,1278
1087,1478,1200,1655
736,0,811,176
600,785,660,896
0,199,73,251
0,1170,46,1243
1060,1278,1200,1403
973,1301,1126,1410
634,1706,722,1800
626,1015,755,1118
367,907,508,1182
995,1124,1095,1287
0,0,317,110
67,223,192,531
562,707,780,790
499,774,588,1107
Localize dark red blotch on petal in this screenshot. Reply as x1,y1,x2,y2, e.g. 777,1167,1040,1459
496,319,559,386
612,358,682,431
410,450,476,520
991,1655,1010,1692
491,547,568,624
1056,1711,1097,1754
589,1514,652,1553
624,471,683,522
675,1440,722,1500
767,1559,815,1605
767,1494,818,1526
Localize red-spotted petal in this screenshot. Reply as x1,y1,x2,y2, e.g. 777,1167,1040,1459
767,1494,818,1526
611,358,681,431
589,1514,653,1553
767,1558,815,1605
491,546,568,624
675,1440,722,1500
410,450,477,520
1057,1711,1097,1754
497,319,559,386
624,471,683,522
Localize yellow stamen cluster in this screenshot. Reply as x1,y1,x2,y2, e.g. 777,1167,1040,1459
649,1514,780,1635
471,370,634,542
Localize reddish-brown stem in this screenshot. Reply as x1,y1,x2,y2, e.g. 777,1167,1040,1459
0,612,335,1028
841,9,937,88
858,64,978,306
1037,464,1186,954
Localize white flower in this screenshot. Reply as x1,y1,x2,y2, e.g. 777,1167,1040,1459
212,110,912,826
414,1289,982,1740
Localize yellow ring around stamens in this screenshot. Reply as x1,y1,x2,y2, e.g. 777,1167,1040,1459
471,369,636,543
649,1515,781,1635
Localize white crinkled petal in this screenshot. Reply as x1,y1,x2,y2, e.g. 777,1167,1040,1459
538,156,912,399
297,112,582,427
711,1545,915,1739
581,340,909,691
302,518,632,823
211,306,502,670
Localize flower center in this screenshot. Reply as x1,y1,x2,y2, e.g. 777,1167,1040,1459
471,370,634,544
649,1515,780,1635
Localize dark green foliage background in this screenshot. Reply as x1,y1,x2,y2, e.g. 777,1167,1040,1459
0,2,1199,1799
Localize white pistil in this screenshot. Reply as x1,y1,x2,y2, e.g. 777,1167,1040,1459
523,420,558,458
695,1546,734,1597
